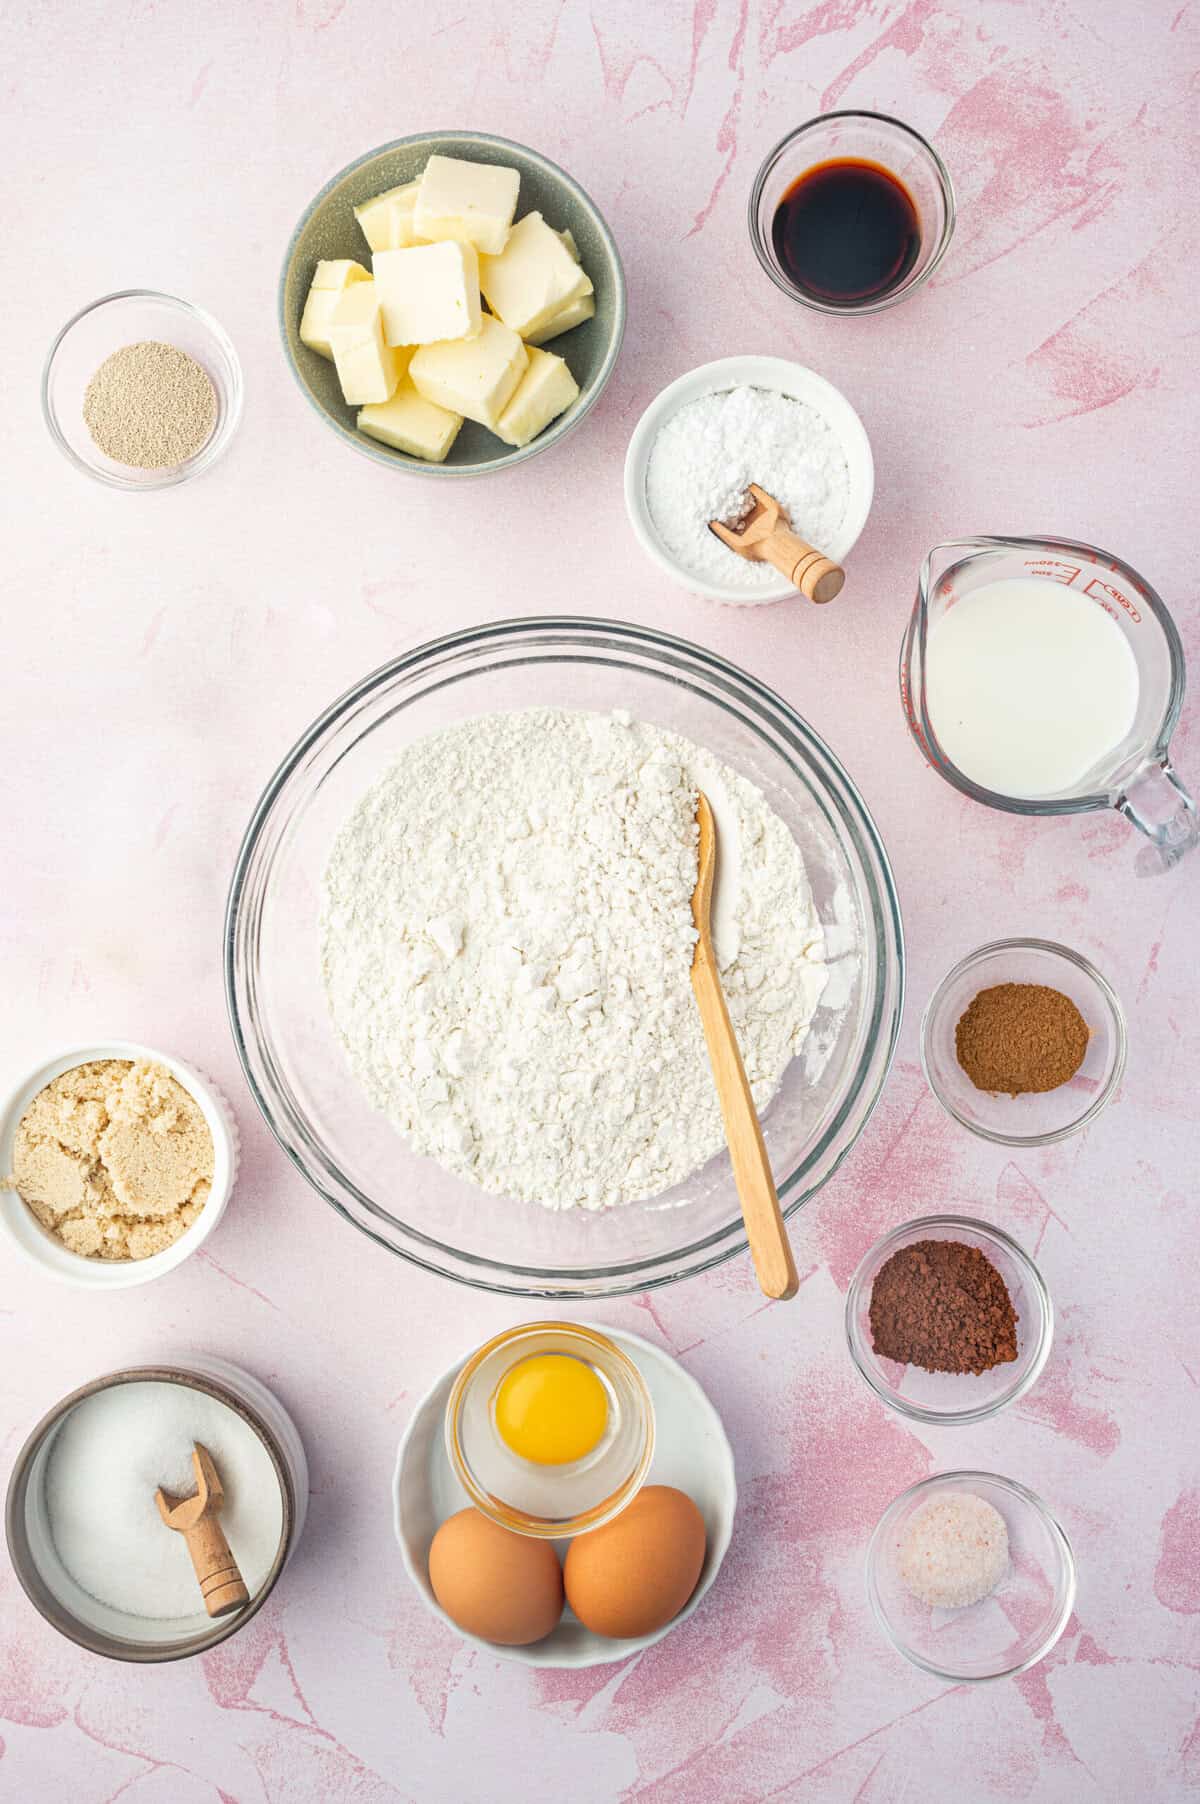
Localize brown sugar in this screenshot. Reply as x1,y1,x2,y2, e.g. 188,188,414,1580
955,982,1088,1096
7,1059,213,1260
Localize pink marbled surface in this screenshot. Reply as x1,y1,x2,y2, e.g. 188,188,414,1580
2,1,1199,1798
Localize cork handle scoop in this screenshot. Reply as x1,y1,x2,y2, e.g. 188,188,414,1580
709,483,845,603
155,1443,249,1618
689,791,800,1301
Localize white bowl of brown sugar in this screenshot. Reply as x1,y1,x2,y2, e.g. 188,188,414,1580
0,1043,238,1289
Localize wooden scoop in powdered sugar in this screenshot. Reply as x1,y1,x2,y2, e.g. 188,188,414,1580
709,483,845,603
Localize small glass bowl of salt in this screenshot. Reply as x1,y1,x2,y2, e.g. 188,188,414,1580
866,1471,1076,1682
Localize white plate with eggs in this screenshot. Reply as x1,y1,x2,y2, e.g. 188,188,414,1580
393,1324,737,1667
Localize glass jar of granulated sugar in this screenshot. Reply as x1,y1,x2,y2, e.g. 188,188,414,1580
6,1357,308,1661
42,290,243,489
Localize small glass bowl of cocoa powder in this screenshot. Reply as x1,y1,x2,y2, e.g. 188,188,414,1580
845,1215,1052,1425
921,938,1126,1146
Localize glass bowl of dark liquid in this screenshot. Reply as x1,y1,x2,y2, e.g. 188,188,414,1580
750,112,954,314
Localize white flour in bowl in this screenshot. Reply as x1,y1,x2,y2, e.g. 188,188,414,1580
321,708,828,1210
645,385,851,590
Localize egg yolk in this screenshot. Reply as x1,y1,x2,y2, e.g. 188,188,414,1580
494,1354,608,1465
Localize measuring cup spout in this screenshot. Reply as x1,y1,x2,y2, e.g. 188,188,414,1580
1118,761,1199,876
917,538,989,610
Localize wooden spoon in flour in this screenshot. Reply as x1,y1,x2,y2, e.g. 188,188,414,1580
710,483,845,603
689,791,800,1301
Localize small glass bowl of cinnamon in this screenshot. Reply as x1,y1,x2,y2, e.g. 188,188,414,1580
920,938,1127,1146
845,1216,1053,1426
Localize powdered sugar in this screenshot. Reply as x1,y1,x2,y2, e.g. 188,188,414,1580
644,385,851,591
321,708,828,1211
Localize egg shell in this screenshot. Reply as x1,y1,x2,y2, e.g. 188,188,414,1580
564,1485,707,1640
428,1508,564,1647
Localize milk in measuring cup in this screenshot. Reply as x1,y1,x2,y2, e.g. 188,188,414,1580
925,576,1139,798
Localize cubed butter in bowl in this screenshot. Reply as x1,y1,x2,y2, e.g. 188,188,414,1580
358,380,463,464
280,130,625,475
374,241,481,348
299,259,370,360
479,211,593,340
410,316,527,429
494,347,579,447
354,182,421,252
414,154,520,255
526,289,596,347
327,282,404,405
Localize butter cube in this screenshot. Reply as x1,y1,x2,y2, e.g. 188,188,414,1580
409,315,527,428
525,289,597,346
311,258,372,291
299,259,370,359
493,347,579,447
358,378,463,463
328,281,404,405
354,182,422,253
478,211,592,340
373,241,480,348
413,154,519,256
523,227,596,341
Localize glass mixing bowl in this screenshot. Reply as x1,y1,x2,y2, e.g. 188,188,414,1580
225,619,904,1296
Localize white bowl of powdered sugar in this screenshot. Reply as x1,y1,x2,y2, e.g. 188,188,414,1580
624,356,874,604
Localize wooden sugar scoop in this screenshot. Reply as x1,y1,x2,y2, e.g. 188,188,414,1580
689,790,799,1301
710,484,845,603
155,1443,249,1618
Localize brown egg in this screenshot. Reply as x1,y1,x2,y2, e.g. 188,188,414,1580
428,1508,564,1647
564,1485,707,1639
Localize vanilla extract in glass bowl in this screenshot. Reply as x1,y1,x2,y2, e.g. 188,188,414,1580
749,112,955,315
772,160,920,307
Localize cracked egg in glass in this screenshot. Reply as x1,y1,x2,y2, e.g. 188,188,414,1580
445,1323,654,1538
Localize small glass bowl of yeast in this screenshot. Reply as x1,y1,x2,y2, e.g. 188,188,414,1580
921,939,1126,1147
42,291,242,490
445,1323,654,1538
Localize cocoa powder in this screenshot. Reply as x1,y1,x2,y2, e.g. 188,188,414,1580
868,1239,1018,1375
955,981,1088,1096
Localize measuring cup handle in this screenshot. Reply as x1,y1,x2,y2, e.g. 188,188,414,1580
1117,760,1200,876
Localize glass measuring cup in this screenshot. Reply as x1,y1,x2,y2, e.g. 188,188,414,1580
901,536,1197,874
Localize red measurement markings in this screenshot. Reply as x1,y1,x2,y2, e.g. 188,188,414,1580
1084,577,1141,624
1024,559,1081,586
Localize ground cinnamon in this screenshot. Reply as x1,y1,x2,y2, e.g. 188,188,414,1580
869,1239,1018,1375
955,982,1087,1096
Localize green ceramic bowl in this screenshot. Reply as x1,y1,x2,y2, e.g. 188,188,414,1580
279,131,626,477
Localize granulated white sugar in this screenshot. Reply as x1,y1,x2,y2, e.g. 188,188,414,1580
898,1491,1009,1609
645,385,851,591
45,1381,283,1620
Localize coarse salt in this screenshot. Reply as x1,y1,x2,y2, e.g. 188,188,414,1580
644,385,851,593
897,1491,1010,1610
